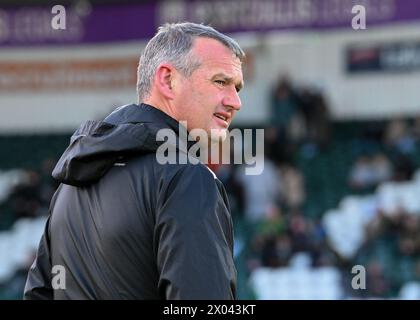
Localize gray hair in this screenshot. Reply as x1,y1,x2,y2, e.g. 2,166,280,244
137,22,245,102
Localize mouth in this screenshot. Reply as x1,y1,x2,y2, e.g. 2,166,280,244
213,112,230,128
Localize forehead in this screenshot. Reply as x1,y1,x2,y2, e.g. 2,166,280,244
191,37,243,79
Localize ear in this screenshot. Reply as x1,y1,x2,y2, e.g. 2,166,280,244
154,63,177,100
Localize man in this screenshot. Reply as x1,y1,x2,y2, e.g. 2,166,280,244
24,22,245,300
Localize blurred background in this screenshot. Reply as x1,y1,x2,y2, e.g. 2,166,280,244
1,0,420,299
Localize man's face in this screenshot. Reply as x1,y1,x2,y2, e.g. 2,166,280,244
173,37,243,142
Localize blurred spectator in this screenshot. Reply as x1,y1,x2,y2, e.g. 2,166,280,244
268,77,332,163
267,77,304,164
0,251,36,300
309,218,333,267
398,214,420,256
391,153,415,182
9,170,43,219
296,87,331,151
270,77,299,143
384,119,416,154
279,164,305,210
261,234,292,268
412,116,420,140
348,152,392,190
256,205,287,238
235,158,282,222
288,210,312,253
366,260,391,298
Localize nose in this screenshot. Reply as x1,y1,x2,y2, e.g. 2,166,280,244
222,87,241,111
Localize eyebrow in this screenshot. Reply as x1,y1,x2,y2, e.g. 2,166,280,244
211,73,244,92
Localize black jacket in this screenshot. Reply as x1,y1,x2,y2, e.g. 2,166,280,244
23,103,237,300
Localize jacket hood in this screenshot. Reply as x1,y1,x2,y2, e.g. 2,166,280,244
52,103,191,187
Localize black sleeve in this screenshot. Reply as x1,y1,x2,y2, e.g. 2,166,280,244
23,217,53,300
155,165,236,300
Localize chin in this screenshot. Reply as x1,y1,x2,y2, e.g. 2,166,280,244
209,128,228,143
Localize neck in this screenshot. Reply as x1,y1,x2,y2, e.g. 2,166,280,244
143,96,179,123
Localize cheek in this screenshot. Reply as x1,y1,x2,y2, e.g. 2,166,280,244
181,81,221,128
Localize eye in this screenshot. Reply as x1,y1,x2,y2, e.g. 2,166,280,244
214,80,226,85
